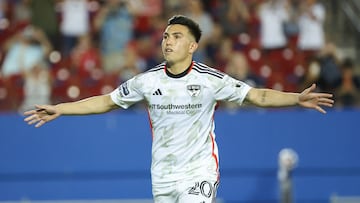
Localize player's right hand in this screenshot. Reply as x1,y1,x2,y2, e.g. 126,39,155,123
24,105,61,128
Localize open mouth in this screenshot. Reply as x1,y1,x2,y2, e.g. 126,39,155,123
165,48,173,53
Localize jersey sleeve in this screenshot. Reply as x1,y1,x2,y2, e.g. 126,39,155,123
110,76,145,109
213,75,252,105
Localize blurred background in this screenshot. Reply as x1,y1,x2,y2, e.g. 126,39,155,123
0,0,359,202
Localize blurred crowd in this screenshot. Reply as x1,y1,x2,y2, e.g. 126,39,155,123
0,0,359,112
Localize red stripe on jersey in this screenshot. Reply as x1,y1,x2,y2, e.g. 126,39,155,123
210,132,219,171
146,109,154,140
188,61,194,73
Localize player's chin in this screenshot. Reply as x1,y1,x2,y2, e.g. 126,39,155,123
164,57,174,65
163,53,171,59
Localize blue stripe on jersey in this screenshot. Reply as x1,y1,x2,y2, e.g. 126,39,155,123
193,63,224,79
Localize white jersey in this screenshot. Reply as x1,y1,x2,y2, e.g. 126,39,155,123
110,61,251,185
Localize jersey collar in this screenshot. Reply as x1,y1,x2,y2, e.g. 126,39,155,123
165,61,194,78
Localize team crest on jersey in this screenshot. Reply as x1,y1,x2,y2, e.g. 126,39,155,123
187,85,201,97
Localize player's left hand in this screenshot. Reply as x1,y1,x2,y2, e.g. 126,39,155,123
298,84,334,113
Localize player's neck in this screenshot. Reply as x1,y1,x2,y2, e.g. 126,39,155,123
166,58,193,75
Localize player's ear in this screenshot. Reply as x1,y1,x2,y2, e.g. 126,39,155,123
189,42,198,54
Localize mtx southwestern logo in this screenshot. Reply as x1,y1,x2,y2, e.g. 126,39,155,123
148,103,202,115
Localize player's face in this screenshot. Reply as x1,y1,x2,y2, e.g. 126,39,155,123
161,24,198,65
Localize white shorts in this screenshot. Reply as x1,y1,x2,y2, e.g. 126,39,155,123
153,179,219,203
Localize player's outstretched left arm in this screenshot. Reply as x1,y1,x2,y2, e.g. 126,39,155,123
245,84,334,113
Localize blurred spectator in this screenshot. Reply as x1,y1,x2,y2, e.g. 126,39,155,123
93,0,138,73
257,0,290,90
222,51,264,109
70,33,102,80
135,34,159,69
185,0,214,62
129,0,162,17
12,0,31,26
258,0,289,50
214,0,250,38
69,33,103,98
118,42,146,82
20,60,51,111
298,42,342,93
0,0,7,16
205,22,224,67
2,26,52,78
214,37,234,72
0,0,9,58
282,0,300,47
298,56,321,92
130,0,162,37
1,26,53,110
297,0,325,60
137,15,167,67
59,0,92,57
30,0,59,51
224,51,264,88
163,0,186,19
317,42,342,92
335,58,360,107
0,0,8,30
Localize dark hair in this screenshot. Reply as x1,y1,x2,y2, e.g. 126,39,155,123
168,15,202,43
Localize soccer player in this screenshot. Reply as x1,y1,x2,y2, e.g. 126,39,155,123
24,15,334,203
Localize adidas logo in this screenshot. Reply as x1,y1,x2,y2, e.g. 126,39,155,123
152,88,162,95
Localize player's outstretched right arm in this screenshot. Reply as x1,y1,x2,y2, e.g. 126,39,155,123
24,94,119,128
